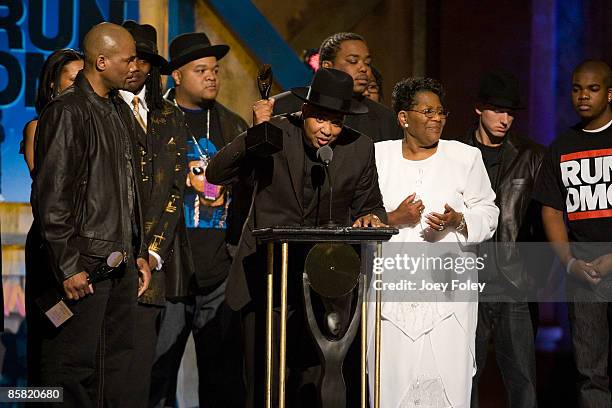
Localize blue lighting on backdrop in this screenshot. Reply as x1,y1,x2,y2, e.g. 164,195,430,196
206,0,312,90
554,0,585,138
0,0,138,203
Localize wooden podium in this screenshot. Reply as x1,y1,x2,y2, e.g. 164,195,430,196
253,226,397,408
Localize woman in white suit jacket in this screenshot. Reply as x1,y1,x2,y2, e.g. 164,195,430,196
368,77,498,408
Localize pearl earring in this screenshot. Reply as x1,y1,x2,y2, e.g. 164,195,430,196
404,123,409,128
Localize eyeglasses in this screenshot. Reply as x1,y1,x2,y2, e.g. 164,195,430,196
190,166,204,175
408,108,450,119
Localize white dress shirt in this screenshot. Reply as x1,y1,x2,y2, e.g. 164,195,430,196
119,86,148,127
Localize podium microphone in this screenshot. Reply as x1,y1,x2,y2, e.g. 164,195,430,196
316,145,336,227
317,145,333,165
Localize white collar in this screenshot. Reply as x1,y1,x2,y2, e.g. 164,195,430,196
583,118,612,133
119,85,148,112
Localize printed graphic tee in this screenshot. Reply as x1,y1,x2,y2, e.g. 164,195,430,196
182,105,232,288
534,120,612,245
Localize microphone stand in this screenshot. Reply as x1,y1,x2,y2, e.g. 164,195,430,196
322,163,337,228
317,145,336,228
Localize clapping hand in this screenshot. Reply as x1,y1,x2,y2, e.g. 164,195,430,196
425,204,462,232
388,193,423,227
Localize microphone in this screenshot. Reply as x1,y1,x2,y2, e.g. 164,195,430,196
87,251,126,284
36,251,126,328
316,146,337,227
316,145,333,165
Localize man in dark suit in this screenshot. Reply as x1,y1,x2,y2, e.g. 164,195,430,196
207,67,387,407
273,32,402,143
118,21,189,407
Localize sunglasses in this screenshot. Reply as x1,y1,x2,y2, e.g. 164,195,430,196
190,166,204,176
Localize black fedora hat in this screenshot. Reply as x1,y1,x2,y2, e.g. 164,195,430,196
478,71,525,110
122,20,167,68
291,68,368,115
161,32,229,75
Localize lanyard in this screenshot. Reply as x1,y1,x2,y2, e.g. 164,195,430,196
173,98,212,161
190,109,211,161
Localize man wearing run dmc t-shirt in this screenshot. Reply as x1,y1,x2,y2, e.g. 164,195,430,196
534,59,612,407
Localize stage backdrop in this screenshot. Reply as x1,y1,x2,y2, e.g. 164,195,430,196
0,0,139,203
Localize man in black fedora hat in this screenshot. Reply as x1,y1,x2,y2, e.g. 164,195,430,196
459,71,544,408
272,32,402,143
118,20,190,407
150,31,248,408
207,67,387,407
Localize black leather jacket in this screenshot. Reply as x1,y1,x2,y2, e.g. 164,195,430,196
461,130,545,291
32,72,145,283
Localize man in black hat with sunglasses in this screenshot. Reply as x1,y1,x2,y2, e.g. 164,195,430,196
150,31,248,408
459,71,544,408
118,21,190,407
207,67,387,407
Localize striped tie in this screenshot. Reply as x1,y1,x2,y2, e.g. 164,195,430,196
132,96,147,132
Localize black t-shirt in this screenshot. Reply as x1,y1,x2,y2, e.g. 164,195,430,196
181,104,232,288
471,138,504,291
534,122,612,246
475,139,504,189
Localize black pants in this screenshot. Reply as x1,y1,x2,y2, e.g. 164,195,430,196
149,280,244,408
123,303,163,408
471,301,538,408
567,301,612,408
28,262,137,407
